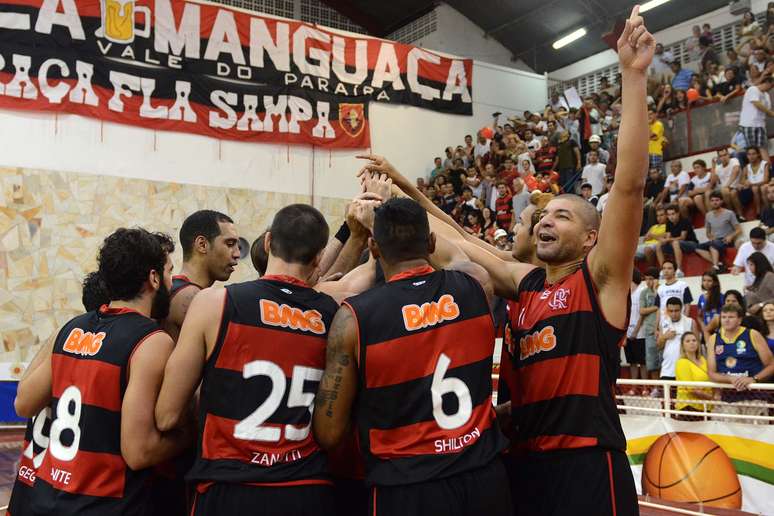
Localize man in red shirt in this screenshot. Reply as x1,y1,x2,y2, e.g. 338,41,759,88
495,181,513,230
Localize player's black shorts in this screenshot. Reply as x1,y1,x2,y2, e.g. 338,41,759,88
369,458,512,516
509,447,638,516
192,482,335,516
333,477,369,516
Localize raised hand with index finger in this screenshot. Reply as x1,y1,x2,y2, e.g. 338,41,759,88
617,5,656,73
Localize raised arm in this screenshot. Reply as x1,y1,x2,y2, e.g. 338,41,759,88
589,7,654,305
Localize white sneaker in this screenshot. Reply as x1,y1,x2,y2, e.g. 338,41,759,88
676,269,685,278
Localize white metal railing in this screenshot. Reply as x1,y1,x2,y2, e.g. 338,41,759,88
616,378,774,423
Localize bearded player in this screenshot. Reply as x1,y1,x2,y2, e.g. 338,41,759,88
359,6,654,515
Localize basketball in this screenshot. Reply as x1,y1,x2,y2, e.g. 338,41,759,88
480,126,495,139
642,432,742,509
686,88,699,102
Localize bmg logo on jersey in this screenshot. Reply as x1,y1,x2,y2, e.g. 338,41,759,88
519,326,557,360
62,328,106,356
402,294,460,331
259,299,325,334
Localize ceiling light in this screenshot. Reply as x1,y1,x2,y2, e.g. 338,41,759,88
639,0,672,13
552,28,587,49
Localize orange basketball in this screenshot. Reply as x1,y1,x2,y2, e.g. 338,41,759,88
642,432,742,509
480,126,494,140
686,88,699,102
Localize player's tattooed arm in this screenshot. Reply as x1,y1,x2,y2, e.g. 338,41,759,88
313,305,358,450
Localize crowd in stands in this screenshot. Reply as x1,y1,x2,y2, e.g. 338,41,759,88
417,8,774,410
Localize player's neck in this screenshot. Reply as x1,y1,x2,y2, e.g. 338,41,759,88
665,278,677,285
108,296,152,318
545,258,583,285
263,259,315,285
381,258,431,282
179,261,214,289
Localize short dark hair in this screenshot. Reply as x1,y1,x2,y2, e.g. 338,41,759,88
645,266,660,279
462,186,473,194
81,271,110,312
269,204,329,265
465,134,472,139
709,191,723,201
692,159,707,168
632,269,642,284
747,145,761,154
750,227,766,240
180,210,233,260
665,204,679,214
373,198,430,263
97,228,174,302
251,231,269,276
721,304,744,318
666,296,683,308
662,258,676,269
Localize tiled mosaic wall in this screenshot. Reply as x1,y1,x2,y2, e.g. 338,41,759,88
0,166,348,364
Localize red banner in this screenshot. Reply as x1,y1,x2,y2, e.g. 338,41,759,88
0,0,475,148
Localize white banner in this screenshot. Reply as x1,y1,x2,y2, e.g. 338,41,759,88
621,414,773,515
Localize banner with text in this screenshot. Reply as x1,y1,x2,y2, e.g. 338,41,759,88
0,0,474,148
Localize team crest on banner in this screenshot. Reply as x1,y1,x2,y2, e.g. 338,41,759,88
339,104,365,138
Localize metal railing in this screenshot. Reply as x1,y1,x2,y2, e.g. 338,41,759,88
616,378,774,424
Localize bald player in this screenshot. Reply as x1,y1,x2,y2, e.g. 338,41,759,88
359,7,654,515
165,210,241,341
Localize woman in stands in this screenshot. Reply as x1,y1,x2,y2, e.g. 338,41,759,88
698,271,724,341
724,289,747,312
745,251,774,315
758,301,774,354
675,332,714,420
481,207,497,244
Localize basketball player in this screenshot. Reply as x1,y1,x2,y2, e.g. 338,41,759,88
155,201,379,516
313,197,511,516
360,6,653,515
6,272,110,516
165,210,241,341
251,231,269,276
13,228,193,515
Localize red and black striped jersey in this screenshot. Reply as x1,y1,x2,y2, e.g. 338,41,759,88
344,265,507,487
506,260,627,453
187,275,339,486
170,274,203,298
31,306,163,515
7,408,50,516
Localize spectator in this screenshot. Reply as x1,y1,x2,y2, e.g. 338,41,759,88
698,270,724,341
686,25,702,64
493,228,511,251
596,176,613,213
463,134,474,159
745,251,774,315
657,204,699,272
481,207,497,243
656,259,693,316
675,332,713,417
656,84,676,115
499,157,519,186
643,168,666,229
448,158,466,195
680,159,716,216
462,210,483,239
759,301,774,353
587,134,609,164
494,181,513,230
699,36,719,71
581,149,607,196
708,305,773,410
740,145,770,217
518,159,536,181
439,182,458,215
702,23,714,44
673,89,689,112
737,10,762,58
464,166,483,198
474,132,489,160
534,136,557,173
442,146,454,170
640,267,661,382
657,297,698,380
549,90,568,112
553,130,581,193
511,177,531,222
760,184,774,234
637,207,668,264
522,128,541,153
738,77,774,165
747,46,771,84
648,109,666,174
713,67,743,103
713,148,745,219
425,185,440,207
663,161,691,205
706,62,724,90
696,192,741,272
725,49,744,72
579,182,598,206
453,186,478,222
650,43,674,81
627,270,648,382
429,157,444,180
671,60,694,91
724,289,747,312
